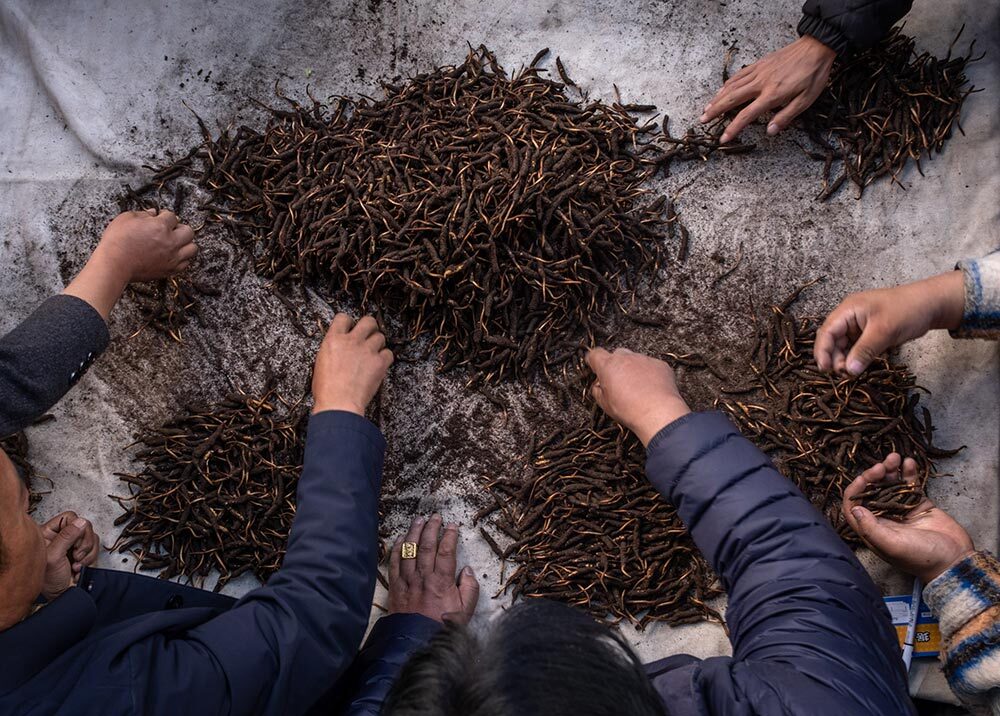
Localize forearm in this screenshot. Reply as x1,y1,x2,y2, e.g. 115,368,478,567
924,552,1000,708
952,252,1000,339
62,247,131,322
187,410,385,716
0,295,109,436
798,0,913,56
644,412,911,711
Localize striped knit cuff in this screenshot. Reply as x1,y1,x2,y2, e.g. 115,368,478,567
925,552,1000,641
952,252,1000,339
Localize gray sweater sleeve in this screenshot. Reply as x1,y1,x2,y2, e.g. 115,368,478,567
0,295,109,436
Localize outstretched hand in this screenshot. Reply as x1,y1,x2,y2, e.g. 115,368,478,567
702,36,836,143
312,314,394,416
585,347,690,446
814,271,965,375
842,453,974,584
389,515,479,624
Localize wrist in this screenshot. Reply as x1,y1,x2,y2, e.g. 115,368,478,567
799,34,837,63
925,270,966,331
86,244,133,288
311,399,367,416
633,396,691,447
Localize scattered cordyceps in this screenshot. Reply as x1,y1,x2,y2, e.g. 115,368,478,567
713,284,961,539
150,46,676,381
478,413,721,629
112,386,306,590
800,26,980,200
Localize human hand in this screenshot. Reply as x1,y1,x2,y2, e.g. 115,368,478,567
93,209,198,283
40,512,100,601
585,348,690,447
842,453,975,584
312,314,394,415
701,35,836,143
814,271,965,375
388,515,479,624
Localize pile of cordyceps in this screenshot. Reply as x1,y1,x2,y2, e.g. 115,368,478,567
479,413,721,629
713,286,960,540
112,386,306,590
182,45,675,383
800,26,980,200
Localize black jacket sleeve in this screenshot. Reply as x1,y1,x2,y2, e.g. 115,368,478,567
644,412,915,715
798,0,913,55
0,295,109,436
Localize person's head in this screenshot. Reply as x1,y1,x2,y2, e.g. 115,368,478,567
0,447,46,630
383,599,667,716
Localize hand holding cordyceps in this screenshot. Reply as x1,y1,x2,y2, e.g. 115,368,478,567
64,209,198,320
585,347,690,446
842,453,975,584
702,35,836,143
312,314,394,416
814,271,965,376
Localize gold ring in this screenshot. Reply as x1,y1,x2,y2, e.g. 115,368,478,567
401,542,418,560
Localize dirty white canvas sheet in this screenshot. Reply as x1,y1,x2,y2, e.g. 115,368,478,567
1,0,997,705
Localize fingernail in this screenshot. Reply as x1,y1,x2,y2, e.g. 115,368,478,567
766,122,779,135
847,359,864,376
699,112,709,122
73,518,87,529
851,507,864,519
445,522,459,531
462,566,473,576
719,133,730,144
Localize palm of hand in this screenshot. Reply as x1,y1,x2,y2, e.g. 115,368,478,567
877,503,974,583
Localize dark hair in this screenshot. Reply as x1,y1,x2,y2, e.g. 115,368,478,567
382,600,667,716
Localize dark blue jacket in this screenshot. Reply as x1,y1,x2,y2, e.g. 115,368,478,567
0,409,387,715
346,411,916,715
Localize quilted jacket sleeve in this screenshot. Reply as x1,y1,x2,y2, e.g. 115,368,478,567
798,0,913,55
645,411,915,715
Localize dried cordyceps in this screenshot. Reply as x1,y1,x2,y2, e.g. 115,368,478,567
713,285,961,539
145,46,678,381
112,386,307,590
479,412,721,629
800,26,980,200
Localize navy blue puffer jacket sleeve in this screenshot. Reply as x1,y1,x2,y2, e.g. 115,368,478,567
645,412,915,715
798,0,912,55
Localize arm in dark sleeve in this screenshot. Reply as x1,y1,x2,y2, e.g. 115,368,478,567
645,412,914,715
0,295,109,436
798,0,913,55
137,410,386,716
334,613,443,715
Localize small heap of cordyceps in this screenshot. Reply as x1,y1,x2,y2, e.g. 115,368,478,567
479,413,722,629
112,386,306,590
800,26,980,200
713,284,960,539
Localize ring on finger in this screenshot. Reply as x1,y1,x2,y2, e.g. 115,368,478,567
401,542,418,560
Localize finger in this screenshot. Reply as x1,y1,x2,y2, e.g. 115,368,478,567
143,208,158,217
177,242,199,262
354,315,379,339
417,514,442,576
702,78,760,122
330,313,355,334
72,523,95,561
704,72,756,113
156,210,179,229
585,347,611,375
591,382,605,405
172,224,195,245
389,536,403,583
766,92,814,135
381,348,395,367
435,523,459,577
46,518,87,559
367,331,387,352
814,306,854,372
720,96,773,143
42,511,77,536
881,452,902,481
457,566,480,621
845,326,888,376
901,457,919,485
399,516,426,582
850,505,899,551
175,261,192,273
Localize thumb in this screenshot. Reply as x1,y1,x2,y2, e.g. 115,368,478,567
46,518,87,559
844,329,887,376
850,506,896,550
585,347,610,376
457,566,480,621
